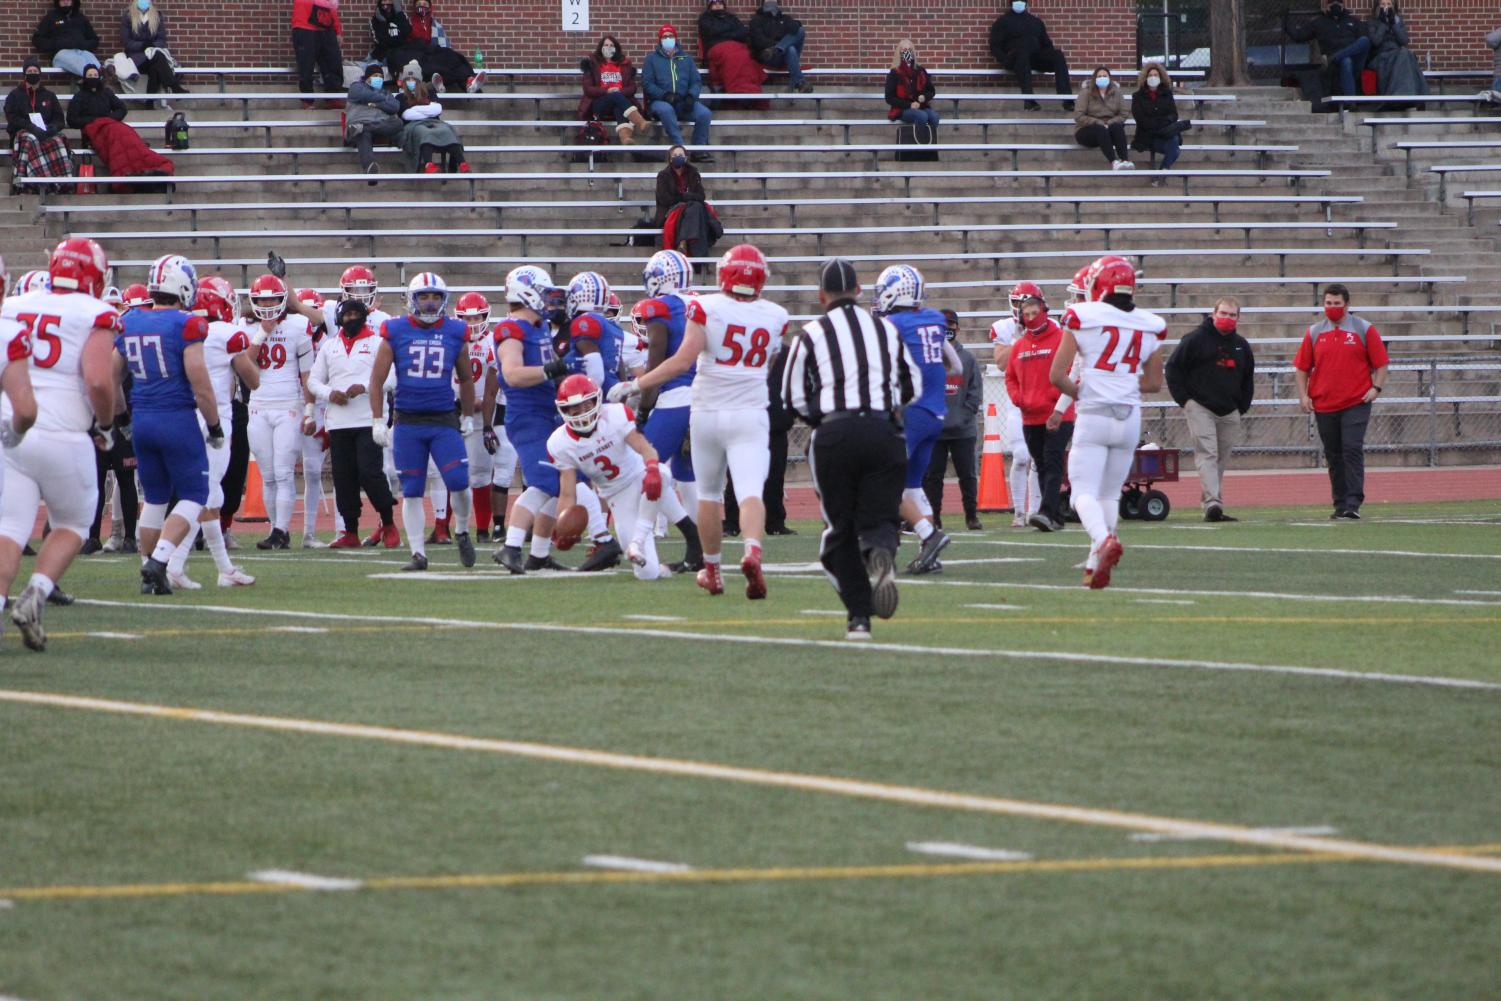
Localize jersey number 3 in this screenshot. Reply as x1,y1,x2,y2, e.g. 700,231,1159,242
1093,326,1144,374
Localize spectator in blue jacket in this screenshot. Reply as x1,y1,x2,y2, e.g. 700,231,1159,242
642,23,713,162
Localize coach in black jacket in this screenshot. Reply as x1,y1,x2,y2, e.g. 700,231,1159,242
1166,300,1255,522
988,2,1073,110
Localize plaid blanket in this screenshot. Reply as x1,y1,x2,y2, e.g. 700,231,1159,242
10,131,75,192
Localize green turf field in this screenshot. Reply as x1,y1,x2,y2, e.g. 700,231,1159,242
1,501,1498,1000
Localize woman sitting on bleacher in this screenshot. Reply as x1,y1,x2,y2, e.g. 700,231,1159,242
31,0,103,83
396,60,468,174
5,59,75,195
403,0,482,94
1073,66,1132,171
1129,63,1187,184
884,39,938,131
65,61,174,187
655,144,722,257
1366,0,1426,106
120,0,186,97
579,34,649,144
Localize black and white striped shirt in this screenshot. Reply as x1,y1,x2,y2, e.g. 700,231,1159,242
781,300,921,424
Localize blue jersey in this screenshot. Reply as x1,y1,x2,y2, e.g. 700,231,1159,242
116,307,209,414
638,293,696,396
887,308,950,417
383,314,466,414
493,315,558,420
566,312,624,393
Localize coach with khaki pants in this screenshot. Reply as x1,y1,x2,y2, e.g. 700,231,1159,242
1165,298,1255,522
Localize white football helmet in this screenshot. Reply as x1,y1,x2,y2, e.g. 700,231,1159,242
407,271,449,320
642,250,692,298
565,271,611,319
872,264,924,315
147,254,199,306
11,270,51,297
504,265,556,314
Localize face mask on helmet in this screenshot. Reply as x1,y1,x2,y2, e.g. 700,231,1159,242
411,290,446,321
251,295,285,321
557,378,603,434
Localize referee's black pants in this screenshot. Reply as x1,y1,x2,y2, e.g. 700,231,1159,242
328,427,396,531
88,433,139,543
809,415,907,617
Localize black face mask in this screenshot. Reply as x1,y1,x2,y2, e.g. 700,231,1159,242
25,74,41,88
1328,3,1345,17
337,303,369,332
83,78,101,90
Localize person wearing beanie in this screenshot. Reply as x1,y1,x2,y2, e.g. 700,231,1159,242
749,0,811,92
344,61,405,177
5,59,74,195
642,24,714,161
31,0,103,81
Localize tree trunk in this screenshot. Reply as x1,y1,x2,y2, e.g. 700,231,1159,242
1209,0,1250,87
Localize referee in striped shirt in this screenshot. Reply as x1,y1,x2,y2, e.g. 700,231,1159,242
781,259,922,640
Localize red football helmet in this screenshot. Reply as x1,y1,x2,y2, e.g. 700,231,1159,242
1008,280,1046,320
1066,265,1091,304
1084,255,1136,302
48,236,109,298
630,299,653,339
605,290,622,318
455,291,491,340
248,273,289,321
555,373,602,434
195,275,237,323
339,265,378,306
717,243,768,299
121,283,152,311
296,287,325,309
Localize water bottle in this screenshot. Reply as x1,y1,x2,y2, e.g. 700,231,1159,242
473,50,485,71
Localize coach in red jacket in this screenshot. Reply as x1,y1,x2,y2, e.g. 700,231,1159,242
1005,295,1075,531
1294,283,1389,520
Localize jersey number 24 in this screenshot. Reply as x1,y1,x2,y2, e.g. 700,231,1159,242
1093,326,1144,374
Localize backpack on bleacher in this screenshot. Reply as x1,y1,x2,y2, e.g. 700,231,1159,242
570,121,610,164
165,113,190,151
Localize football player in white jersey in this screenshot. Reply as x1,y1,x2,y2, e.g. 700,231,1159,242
9,271,50,297
548,374,668,581
0,255,40,509
0,239,119,650
1049,256,1167,589
989,281,1044,527
244,273,315,550
453,292,501,540
619,245,784,598
163,275,259,589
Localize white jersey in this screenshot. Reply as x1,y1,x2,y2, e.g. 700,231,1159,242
456,335,496,393
684,292,788,412
0,289,116,433
203,320,251,421
1062,300,1168,410
249,314,314,406
989,316,1019,349
622,317,649,372
545,402,643,500
322,301,391,341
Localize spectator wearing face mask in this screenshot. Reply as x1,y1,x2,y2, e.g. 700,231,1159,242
1005,293,1075,532
923,310,984,532
1165,298,1255,522
403,0,482,94
749,0,811,93
1284,1,1370,99
1130,62,1186,184
291,0,344,110
580,34,648,143
32,0,103,82
1366,0,1426,103
67,61,174,184
1074,66,1131,170
64,60,125,128
370,0,422,75
988,0,1073,112
698,0,766,102
643,25,714,161
655,144,722,256
396,60,468,173
345,61,404,177
120,0,185,96
5,59,74,195
885,40,937,130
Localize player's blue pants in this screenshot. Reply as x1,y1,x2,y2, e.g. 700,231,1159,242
394,422,468,498
134,409,210,506
903,405,945,490
506,412,561,496
643,404,695,483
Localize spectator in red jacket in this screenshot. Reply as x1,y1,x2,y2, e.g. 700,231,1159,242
1293,283,1389,519
580,34,648,143
1005,294,1076,531
291,0,344,110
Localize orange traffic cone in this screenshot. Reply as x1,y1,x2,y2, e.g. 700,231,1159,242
977,403,1012,512
237,456,269,523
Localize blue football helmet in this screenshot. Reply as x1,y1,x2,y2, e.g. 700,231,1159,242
872,264,924,315
642,250,692,298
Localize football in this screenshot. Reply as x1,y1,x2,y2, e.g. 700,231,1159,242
552,503,588,550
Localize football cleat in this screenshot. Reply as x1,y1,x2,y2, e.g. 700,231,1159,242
1088,534,1124,590
577,538,622,572
401,553,429,572
168,570,203,591
329,530,361,549
865,547,899,620
696,562,725,596
494,545,526,574
217,567,256,587
910,530,951,574
426,522,452,545
846,615,873,641
10,585,48,652
524,554,571,572
302,533,329,549
256,529,290,550
741,549,767,600
1027,513,1054,533
626,540,647,567
140,557,173,595
455,531,476,568
46,588,75,606
362,527,383,547
381,523,401,549
668,554,705,574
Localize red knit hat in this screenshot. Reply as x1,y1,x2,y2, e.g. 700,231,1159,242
658,24,677,39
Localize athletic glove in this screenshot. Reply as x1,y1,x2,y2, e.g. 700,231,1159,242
459,414,477,437
116,410,132,442
370,417,391,448
542,357,569,380
249,327,269,348
89,422,114,452
642,458,662,501
606,379,637,404
206,422,226,450
0,418,25,449
482,426,499,455
267,251,287,279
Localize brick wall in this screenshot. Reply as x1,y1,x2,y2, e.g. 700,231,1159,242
3,0,1494,76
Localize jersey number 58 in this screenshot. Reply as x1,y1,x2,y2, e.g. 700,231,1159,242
720,324,771,367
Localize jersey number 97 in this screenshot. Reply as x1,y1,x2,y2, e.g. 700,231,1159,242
121,333,167,380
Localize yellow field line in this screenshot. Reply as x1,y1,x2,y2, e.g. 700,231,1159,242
4,688,1501,876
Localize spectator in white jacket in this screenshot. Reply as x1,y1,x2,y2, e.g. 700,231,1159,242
396,59,467,172
307,298,399,548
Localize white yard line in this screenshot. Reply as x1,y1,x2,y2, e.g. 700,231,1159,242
4,687,1499,876
1131,825,1338,843
581,855,693,874
934,558,1044,566
1456,590,1501,596
1132,599,1197,606
269,626,331,634
365,571,616,582
622,614,685,622
84,631,141,640
959,540,1501,561
68,599,1501,691
247,870,363,891
963,603,1025,611
798,609,847,616
905,842,1033,862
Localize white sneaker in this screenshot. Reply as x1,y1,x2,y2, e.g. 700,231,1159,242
466,70,485,93
1122,160,1136,169
302,533,329,549
1111,160,1127,171
1011,515,1028,528
217,567,256,587
168,570,203,591
626,540,647,567
101,537,121,553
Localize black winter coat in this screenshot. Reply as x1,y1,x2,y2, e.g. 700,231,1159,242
884,65,935,120
1129,85,1179,151
32,3,100,55
370,7,413,59
1164,316,1256,416
5,84,66,139
66,82,126,129
1284,10,1366,56
988,11,1056,62
121,11,169,69
748,10,801,57
698,9,749,52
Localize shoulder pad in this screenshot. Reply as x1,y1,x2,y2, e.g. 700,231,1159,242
6,331,31,363
640,298,672,323
684,298,707,325
570,314,602,341
182,315,209,342
1061,307,1082,331
92,310,121,333
226,329,251,354
493,319,526,345
378,319,393,340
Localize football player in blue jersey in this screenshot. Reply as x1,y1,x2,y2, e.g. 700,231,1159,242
367,272,478,572
114,254,227,595
607,249,704,573
873,264,962,575
562,271,625,396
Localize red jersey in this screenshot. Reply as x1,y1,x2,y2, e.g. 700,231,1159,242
1293,316,1388,413
1004,319,1076,425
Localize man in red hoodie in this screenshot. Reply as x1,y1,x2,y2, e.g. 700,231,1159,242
1005,294,1076,531
291,0,344,110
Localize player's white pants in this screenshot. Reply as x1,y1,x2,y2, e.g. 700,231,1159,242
0,430,98,543
197,412,232,509
689,408,769,505
490,423,517,489
248,403,301,532
1067,407,1139,552
302,430,327,534
601,480,664,581
1008,451,1040,519
466,431,493,489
